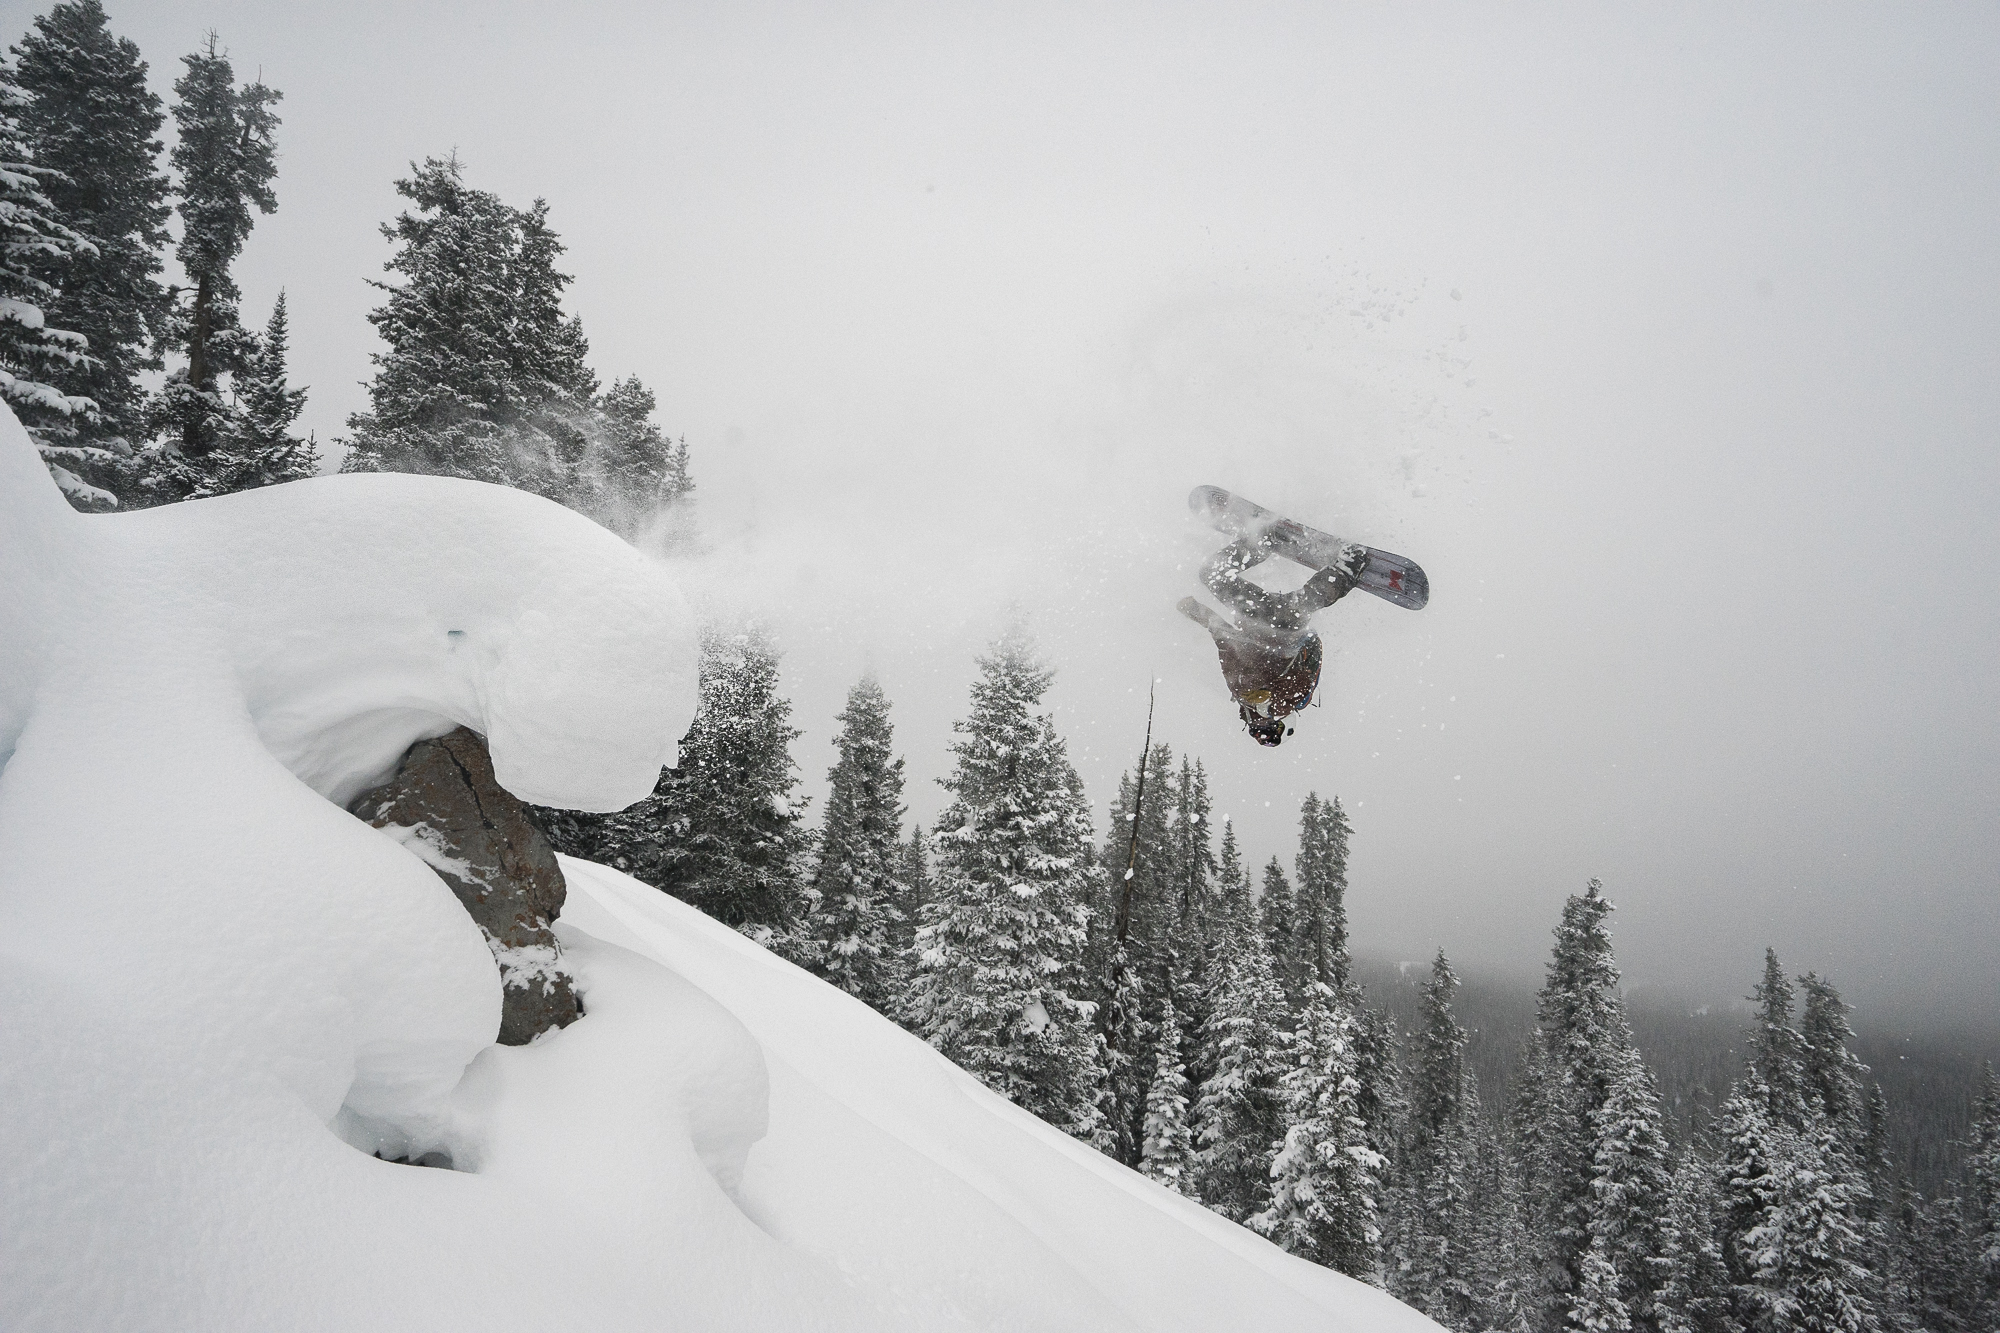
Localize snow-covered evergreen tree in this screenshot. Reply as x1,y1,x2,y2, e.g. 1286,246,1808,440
1798,973,1869,1144
1517,879,1668,1330
1259,855,1301,1003
590,625,807,943
1572,1238,1635,1333
1735,1118,1881,1333
1215,816,1250,933
1090,739,1176,1165
341,156,687,534
1349,994,1404,1266
0,63,96,502
1966,1063,2000,1330
341,156,589,489
1140,984,1197,1196
1097,741,1176,958
1654,1154,1737,1333
1191,883,1291,1222
1748,950,1806,1126
1391,950,1480,1329
1713,959,1883,1333
1168,756,1216,934
1584,1053,1674,1330
1470,1117,1541,1333
179,290,314,496
1716,1076,1786,1294
581,374,693,541
152,33,278,477
892,821,929,962
1895,1182,1971,1333
1165,759,1220,1113
903,626,1105,1141
1252,983,1386,1278
11,0,169,505
800,675,906,1009
1293,792,1353,988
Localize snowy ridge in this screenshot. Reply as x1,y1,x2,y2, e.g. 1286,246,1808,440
560,856,1432,1330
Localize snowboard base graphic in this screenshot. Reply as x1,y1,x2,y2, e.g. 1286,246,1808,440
1189,485,1429,611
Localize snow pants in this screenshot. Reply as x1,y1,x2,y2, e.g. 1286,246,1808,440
1198,537,1352,635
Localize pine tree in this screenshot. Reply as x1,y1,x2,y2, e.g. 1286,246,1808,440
1090,740,1177,1165
1798,973,1869,1143
1252,983,1387,1278
1856,1086,1922,1333
1749,950,1806,1126
340,155,686,534
1858,1084,1893,1223
1260,856,1301,1003
893,822,930,960
580,374,692,541
0,65,96,500
1191,893,1290,1221
1897,1184,1972,1333
1518,880,1668,1329
1572,1238,1635,1333
1140,985,1197,1196
1654,1154,1737,1333
1215,816,1250,934
1735,1119,1882,1333
1870,1177,1927,1333
1470,1127,1542,1333
1715,957,1882,1333
800,676,907,1009
1293,792,1353,987
509,197,592,407
1169,756,1216,933
1098,742,1176,958
1716,1077,1786,1297
184,289,314,495
903,626,1105,1140
1166,759,1221,1106
11,0,170,506
1966,1064,2000,1330
343,156,590,493
593,625,807,942
1585,1054,1675,1330
1392,950,1481,1329
342,155,518,482
1349,994,1404,1268
153,33,278,478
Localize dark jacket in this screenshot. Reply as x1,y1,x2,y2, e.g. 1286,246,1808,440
1216,631,1322,719
1178,597,1322,719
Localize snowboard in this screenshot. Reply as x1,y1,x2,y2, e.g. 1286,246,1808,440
1189,485,1430,611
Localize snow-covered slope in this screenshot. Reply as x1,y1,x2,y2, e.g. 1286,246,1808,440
0,407,1436,1331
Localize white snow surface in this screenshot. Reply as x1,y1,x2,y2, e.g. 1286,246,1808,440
0,406,1435,1331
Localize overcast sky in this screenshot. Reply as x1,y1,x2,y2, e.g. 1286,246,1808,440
29,0,1998,1024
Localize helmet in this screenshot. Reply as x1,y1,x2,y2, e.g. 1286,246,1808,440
1243,710,1287,747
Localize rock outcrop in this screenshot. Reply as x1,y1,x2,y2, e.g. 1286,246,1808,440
352,727,581,1045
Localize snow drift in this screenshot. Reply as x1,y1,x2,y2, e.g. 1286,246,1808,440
0,407,1435,1331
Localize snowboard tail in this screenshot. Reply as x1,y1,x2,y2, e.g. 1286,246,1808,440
1189,485,1429,611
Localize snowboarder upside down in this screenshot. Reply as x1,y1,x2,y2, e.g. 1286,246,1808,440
1178,536,1368,747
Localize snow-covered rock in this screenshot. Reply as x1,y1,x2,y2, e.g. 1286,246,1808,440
351,725,582,1046
0,409,1436,1331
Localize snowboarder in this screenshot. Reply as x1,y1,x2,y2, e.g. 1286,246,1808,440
1178,536,1368,747
1180,486,1427,748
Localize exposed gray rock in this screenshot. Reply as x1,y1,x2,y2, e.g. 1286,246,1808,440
351,726,581,1045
